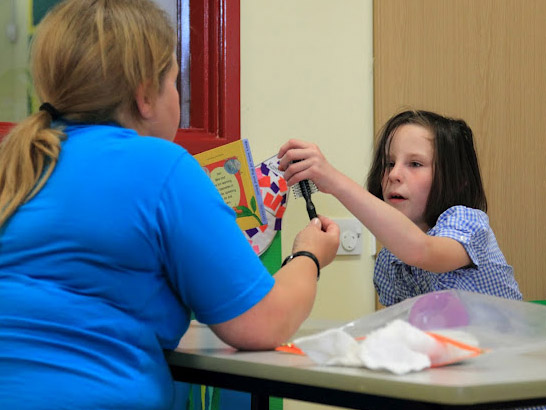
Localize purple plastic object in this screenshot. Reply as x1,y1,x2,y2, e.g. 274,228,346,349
408,291,470,330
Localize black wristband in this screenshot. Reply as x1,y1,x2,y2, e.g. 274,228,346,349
281,250,320,280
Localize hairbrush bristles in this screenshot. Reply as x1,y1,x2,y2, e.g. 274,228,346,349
292,179,318,199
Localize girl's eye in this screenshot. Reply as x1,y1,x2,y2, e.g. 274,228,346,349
410,161,422,167
386,161,395,168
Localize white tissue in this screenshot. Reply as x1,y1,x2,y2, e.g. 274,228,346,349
294,319,443,375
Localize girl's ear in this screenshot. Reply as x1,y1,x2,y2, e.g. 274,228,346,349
135,82,155,120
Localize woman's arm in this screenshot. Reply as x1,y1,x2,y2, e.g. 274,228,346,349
210,215,340,350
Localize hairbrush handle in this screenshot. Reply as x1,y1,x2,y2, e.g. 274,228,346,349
298,179,318,220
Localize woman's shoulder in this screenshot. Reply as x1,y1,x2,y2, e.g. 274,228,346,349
65,123,190,158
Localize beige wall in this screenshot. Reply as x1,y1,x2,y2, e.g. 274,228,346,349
241,2,375,408
241,0,375,321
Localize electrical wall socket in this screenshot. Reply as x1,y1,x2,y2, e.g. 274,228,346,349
332,218,362,255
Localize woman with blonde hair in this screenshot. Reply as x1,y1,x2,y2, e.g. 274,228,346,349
0,1,339,408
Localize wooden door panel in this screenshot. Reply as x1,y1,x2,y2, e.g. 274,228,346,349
374,0,546,301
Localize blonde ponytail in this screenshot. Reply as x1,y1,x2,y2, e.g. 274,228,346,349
0,112,62,227
0,0,175,229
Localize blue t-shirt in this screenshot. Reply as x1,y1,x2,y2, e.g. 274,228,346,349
0,124,274,409
374,206,522,306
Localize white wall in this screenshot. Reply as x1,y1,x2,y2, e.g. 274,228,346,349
241,0,375,319
241,3,374,407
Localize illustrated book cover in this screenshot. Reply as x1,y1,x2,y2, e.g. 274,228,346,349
194,139,267,231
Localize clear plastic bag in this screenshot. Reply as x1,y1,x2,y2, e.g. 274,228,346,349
340,290,546,354
290,290,546,374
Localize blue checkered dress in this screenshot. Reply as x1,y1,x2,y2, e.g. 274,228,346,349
374,206,522,307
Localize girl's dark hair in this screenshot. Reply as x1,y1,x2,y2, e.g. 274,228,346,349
367,110,487,228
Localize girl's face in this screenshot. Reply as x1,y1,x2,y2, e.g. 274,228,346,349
381,124,434,231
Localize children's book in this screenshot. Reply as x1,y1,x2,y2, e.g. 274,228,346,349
194,139,267,231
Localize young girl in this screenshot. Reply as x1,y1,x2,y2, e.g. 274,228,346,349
278,110,522,306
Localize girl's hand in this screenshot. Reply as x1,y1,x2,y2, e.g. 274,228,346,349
277,139,341,194
292,215,340,269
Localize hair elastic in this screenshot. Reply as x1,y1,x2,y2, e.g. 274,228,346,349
39,102,62,121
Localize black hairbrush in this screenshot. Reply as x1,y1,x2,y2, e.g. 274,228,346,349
292,179,318,220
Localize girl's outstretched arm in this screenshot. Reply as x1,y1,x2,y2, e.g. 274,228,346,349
278,139,471,273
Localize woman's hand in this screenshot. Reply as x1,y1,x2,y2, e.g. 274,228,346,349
292,216,340,269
